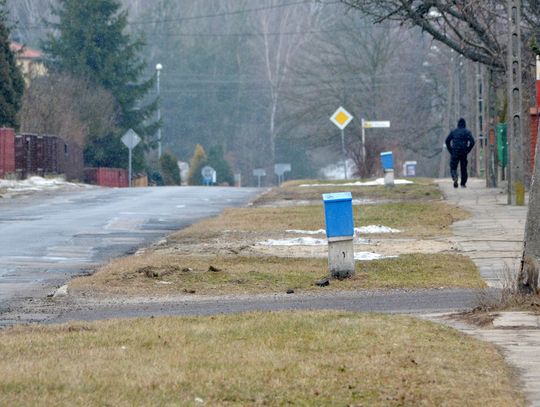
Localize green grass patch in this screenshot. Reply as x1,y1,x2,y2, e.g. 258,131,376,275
71,253,485,296
0,312,522,406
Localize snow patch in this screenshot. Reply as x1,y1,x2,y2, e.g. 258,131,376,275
259,237,327,246
0,176,88,193
355,225,401,234
53,284,69,298
355,252,397,261
286,229,326,235
286,225,401,235
300,178,413,187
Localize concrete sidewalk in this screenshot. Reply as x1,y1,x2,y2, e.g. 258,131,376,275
433,178,540,406
438,178,527,287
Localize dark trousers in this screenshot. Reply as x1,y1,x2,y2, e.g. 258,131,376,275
450,154,468,186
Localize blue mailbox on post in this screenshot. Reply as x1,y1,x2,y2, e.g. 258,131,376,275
322,192,354,238
380,151,394,170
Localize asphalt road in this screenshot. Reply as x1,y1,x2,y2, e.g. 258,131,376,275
0,186,260,310
49,288,494,324
0,185,494,327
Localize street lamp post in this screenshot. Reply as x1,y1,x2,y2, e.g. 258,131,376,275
156,63,163,158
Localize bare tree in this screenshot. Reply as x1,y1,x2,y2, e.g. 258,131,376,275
342,0,507,69
248,0,325,169
280,9,449,177
19,74,118,147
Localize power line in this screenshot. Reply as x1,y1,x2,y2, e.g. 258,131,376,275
15,0,336,31
142,27,364,38
129,0,314,25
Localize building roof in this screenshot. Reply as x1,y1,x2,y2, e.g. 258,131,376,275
10,42,43,59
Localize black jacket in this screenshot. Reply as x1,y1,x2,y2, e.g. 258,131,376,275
445,119,475,156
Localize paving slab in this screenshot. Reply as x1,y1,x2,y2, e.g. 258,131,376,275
432,179,540,405
424,312,540,407
437,178,527,288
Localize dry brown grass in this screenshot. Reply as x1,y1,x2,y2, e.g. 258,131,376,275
70,253,484,296
0,311,523,407
254,177,442,205
171,201,469,243
71,180,477,296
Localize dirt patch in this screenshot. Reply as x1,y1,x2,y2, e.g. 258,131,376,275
250,238,455,259
452,310,498,327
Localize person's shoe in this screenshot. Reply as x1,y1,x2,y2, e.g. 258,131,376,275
453,179,458,188
461,184,466,188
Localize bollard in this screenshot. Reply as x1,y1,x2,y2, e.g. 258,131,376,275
384,169,395,187
322,192,355,279
380,151,394,187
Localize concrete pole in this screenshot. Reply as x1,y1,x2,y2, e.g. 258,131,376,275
156,63,163,159
487,68,499,187
507,0,525,205
473,62,483,179
439,54,455,179
341,128,348,180
361,118,366,174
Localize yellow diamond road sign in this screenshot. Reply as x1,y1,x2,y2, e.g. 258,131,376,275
330,106,353,130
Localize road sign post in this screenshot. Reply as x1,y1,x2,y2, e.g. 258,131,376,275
330,107,353,180
361,120,391,166
121,129,141,188
274,163,291,185
253,168,266,188
201,166,215,186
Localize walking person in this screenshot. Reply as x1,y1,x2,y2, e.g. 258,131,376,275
445,118,475,188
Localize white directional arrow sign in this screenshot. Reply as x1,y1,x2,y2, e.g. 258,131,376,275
363,121,390,129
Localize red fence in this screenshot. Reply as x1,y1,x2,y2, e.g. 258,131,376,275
0,128,15,178
15,133,84,180
84,167,128,188
0,129,127,187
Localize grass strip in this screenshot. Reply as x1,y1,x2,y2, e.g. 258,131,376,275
0,311,522,406
71,253,485,296
172,201,469,241
254,177,442,204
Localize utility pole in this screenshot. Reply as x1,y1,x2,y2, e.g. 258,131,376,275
439,53,455,179
156,63,163,159
486,68,498,187
507,0,525,205
475,63,485,180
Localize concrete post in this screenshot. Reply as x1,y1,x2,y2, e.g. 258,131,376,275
323,192,355,279
384,169,395,187
328,237,355,279
507,0,525,205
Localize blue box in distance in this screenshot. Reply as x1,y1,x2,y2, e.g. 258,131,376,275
322,192,354,238
380,151,394,170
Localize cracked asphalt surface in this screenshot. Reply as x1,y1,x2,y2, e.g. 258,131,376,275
0,185,259,324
